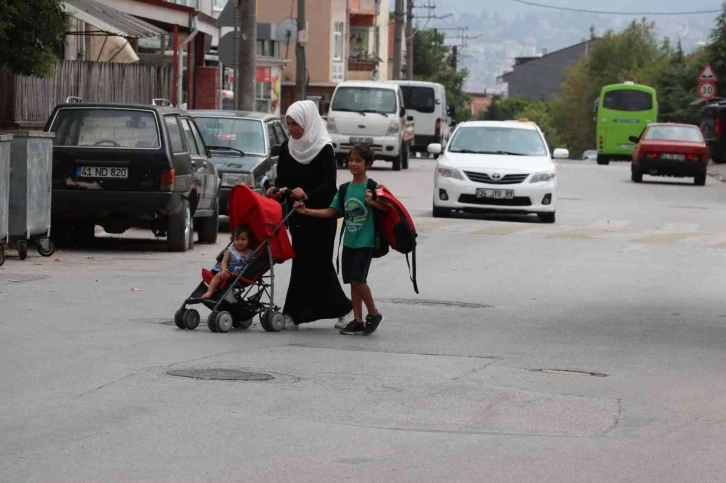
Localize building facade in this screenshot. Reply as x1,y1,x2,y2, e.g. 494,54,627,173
498,39,596,100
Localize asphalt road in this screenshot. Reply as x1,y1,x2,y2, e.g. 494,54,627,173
3,158,726,482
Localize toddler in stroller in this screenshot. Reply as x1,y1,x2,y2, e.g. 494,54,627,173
202,225,255,299
174,185,295,333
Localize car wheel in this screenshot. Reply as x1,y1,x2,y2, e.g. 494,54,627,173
336,154,347,168
538,212,556,223
597,154,609,165
402,143,410,170
392,147,402,171
695,173,707,186
197,198,219,244
631,164,643,183
168,199,191,252
432,204,451,218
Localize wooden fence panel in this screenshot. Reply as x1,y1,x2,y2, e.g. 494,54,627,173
12,60,172,123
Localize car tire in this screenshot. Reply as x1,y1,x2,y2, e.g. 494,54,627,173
597,155,609,165
631,164,643,183
538,212,556,223
336,154,347,168
168,199,192,252
402,143,410,170
432,204,451,218
197,198,219,244
695,173,707,186
392,147,402,171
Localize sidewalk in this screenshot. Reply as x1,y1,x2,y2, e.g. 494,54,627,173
709,161,726,182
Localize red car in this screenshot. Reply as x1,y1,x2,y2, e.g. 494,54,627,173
630,123,710,186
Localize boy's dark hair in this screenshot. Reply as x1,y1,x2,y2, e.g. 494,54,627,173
231,225,257,248
350,144,375,167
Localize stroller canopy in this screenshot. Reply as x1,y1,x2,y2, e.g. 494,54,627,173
228,185,294,263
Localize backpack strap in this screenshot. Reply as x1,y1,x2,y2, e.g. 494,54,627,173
406,248,419,294
335,182,351,275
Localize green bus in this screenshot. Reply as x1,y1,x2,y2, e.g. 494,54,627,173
594,82,658,165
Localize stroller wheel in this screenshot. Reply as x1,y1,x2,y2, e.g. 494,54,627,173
216,311,234,333
207,312,219,332
182,309,200,330
262,311,285,333
174,309,186,329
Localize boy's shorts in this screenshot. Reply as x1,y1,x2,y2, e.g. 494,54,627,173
342,247,373,284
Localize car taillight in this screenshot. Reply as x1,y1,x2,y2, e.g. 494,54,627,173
161,169,175,190
644,151,658,159
435,118,441,136
717,118,723,138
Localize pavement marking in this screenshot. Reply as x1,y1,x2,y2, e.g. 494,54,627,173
472,224,538,236
549,220,633,240
416,219,463,232
635,223,702,244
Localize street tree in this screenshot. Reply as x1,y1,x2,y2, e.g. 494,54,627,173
0,0,67,77
412,28,471,123
707,0,726,96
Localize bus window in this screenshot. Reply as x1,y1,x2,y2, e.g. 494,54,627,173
603,90,653,111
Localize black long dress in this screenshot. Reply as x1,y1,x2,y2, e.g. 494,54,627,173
274,142,352,325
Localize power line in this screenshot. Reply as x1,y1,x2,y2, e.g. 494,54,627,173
507,0,720,16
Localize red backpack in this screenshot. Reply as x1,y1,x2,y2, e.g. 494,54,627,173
337,179,419,294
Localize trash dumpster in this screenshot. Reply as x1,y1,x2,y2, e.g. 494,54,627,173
2,131,56,260
0,134,11,266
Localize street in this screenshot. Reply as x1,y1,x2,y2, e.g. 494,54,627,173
3,158,726,482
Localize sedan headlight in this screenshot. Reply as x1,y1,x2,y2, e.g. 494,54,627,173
326,117,337,133
222,173,253,187
436,166,465,180
529,171,556,183
386,121,401,136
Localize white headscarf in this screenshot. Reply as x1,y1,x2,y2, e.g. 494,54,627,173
285,100,332,165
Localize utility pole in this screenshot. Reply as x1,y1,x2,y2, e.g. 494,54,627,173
451,45,458,70
405,0,414,80
392,0,404,80
295,0,306,101
236,0,257,111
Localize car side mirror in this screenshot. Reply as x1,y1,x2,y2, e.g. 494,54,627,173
270,144,281,157
428,143,443,155
400,107,406,117
628,135,639,144
552,148,569,159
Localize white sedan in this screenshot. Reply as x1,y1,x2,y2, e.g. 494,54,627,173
428,120,569,223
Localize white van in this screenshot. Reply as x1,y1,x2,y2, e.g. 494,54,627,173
326,81,411,171
389,80,450,158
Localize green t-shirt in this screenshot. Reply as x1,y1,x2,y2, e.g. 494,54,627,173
330,180,378,249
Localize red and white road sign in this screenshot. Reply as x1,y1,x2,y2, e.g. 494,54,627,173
698,81,717,100
698,64,718,82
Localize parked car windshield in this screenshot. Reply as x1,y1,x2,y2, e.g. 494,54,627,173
50,109,160,148
644,125,703,143
194,117,266,155
331,87,397,114
448,126,548,156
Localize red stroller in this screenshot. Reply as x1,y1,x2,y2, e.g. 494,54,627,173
174,185,295,333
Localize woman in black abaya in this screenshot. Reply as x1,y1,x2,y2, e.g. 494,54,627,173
266,100,352,328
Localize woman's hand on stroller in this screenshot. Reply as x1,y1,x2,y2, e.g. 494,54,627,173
266,187,281,200
294,200,307,214
291,188,308,201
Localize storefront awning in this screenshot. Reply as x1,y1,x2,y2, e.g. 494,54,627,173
63,0,166,38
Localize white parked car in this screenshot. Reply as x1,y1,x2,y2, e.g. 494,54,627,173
428,120,569,223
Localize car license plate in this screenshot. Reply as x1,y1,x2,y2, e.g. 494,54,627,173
661,153,685,161
76,166,128,178
350,137,374,145
476,188,514,199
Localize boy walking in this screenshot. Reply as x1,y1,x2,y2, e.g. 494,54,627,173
296,145,386,335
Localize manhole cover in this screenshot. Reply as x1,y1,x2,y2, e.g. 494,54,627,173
535,369,607,377
168,369,274,381
380,298,492,309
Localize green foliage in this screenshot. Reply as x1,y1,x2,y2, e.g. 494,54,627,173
480,97,538,121
708,1,726,96
518,102,563,150
412,29,471,123
0,0,67,77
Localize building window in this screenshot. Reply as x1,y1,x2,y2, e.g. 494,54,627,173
333,23,344,61
332,61,344,82
256,81,272,113
167,0,199,9
256,40,279,58
214,0,227,10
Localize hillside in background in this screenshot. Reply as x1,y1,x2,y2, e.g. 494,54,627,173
412,0,718,92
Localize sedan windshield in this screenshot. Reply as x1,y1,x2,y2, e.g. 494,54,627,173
644,125,703,143
448,126,548,156
331,87,397,114
194,117,266,154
